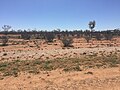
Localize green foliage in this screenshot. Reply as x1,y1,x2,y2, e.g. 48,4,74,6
0,54,119,79
45,33,55,42
62,37,73,47
1,36,9,46
33,60,41,65
21,33,31,40
89,20,96,31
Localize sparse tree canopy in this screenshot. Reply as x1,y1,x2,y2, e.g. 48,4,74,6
0,25,11,46
0,24,120,44
2,25,11,34
89,20,96,31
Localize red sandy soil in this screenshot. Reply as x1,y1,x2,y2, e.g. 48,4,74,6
0,46,120,61
0,38,120,90
0,67,120,90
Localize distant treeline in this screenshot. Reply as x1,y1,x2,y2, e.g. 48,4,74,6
0,29,120,41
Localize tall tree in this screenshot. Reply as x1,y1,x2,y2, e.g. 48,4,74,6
1,25,11,46
89,20,96,32
2,25,11,34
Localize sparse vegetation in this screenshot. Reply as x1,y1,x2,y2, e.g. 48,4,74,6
89,21,96,31
21,31,31,40
3,53,7,56
0,25,11,46
62,37,73,47
0,0,120,89
1,25,120,44
45,33,55,42
1,36,9,46
0,53,119,78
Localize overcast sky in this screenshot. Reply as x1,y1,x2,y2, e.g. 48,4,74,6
0,0,120,31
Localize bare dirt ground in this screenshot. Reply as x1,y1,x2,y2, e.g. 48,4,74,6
0,46,120,61
0,67,120,90
0,39,120,90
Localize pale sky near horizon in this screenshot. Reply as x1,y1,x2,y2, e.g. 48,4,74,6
0,0,120,31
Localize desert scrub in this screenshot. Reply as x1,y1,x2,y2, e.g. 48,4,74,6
61,37,73,47
0,54,119,78
63,64,82,72
0,62,8,68
3,53,7,56
33,60,41,65
102,54,120,67
42,61,53,71
0,62,9,72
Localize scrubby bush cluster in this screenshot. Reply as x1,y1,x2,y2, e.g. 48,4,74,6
0,25,120,47
62,37,73,47
1,36,9,46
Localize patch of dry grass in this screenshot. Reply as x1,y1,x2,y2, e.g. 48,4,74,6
0,53,119,79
